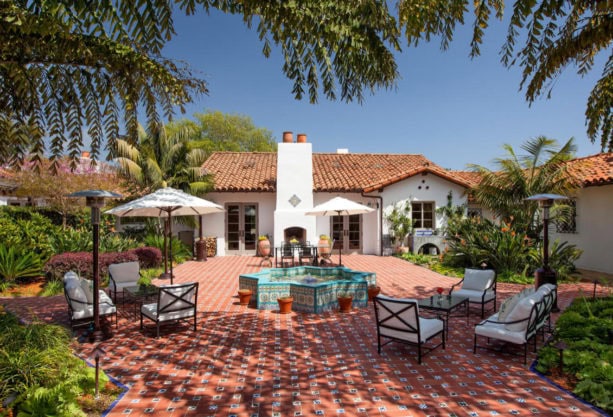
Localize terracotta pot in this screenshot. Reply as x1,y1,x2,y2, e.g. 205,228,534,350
318,238,331,255
297,133,307,143
238,289,252,306
368,286,381,301
338,296,353,313
277,296,293,314
258,239,271,257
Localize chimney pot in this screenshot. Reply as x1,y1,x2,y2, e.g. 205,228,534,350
282,131,294,143
297,133,307,143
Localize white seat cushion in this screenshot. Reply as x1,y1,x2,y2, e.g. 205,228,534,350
379,317,443,344
462,269,495,291
475,320,528,345
141,303,195,322
451,288,495,303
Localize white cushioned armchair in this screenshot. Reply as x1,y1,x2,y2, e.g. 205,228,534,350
63,271,117,330
108,261,141,302
449,268,497,318
140,282,199,338
373,294,445,364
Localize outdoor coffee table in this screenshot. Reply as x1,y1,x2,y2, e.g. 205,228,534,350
123,285,159,317
418,294,469,334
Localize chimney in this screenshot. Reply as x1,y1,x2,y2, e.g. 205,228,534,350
282,131,294,143
336,148,349,154
297,133,307,143
81,151,91,158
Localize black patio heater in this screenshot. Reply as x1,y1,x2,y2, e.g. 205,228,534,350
526,193,566,312
68,190,122,340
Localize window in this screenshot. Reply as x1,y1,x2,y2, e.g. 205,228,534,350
411,202,434,229
467,207,482,219
555,200,577,233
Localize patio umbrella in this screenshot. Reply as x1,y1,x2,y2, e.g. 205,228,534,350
305,196,374,266
106,187,224,283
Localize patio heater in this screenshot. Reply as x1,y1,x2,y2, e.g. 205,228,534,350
526,193,566,312
68,190,122,340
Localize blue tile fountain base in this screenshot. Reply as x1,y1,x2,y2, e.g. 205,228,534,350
239,266,376,313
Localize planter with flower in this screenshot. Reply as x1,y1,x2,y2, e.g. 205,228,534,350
367,284,381,301
435,287,445,303
277,295,294,314
337,292,353,313
318,235,332,255
258,235,271,257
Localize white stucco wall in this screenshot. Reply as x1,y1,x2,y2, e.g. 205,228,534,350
550,184,613,274
201,192,276,256
378,174,468,236
274,141,316,244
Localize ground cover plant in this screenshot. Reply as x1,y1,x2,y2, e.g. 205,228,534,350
0,306,122,416
535,295,613,413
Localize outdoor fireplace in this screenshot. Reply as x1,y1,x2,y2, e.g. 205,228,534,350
284,227,306,243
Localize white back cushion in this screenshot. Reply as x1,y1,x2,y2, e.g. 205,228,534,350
108,261,140,284
159,284,196,311
462,269,495,291
375,295,419,327
65,279,88,312
80,279,94,303
498,293,522,322
505,295,538,331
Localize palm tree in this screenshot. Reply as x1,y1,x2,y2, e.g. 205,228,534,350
113,122,210,196
469,136,580,234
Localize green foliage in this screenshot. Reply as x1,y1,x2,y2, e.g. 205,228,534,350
0,245,43,284
529,240,583,280
385,201,412,246
143,234,191,264
536,296,613,412
0,310,116,416
39,279,64,297
0,208,58,261
469,137,579,233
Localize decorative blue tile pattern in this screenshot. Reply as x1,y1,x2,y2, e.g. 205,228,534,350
239,266,375,313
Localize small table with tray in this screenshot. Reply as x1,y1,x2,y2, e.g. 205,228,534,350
417,294,469,334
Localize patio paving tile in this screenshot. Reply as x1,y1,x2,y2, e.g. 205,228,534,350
1,254,609,417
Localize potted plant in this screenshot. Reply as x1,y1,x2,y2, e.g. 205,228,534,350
337,293,353,313
318,234,331,255
238,289,253,306
367,284,381,301
385,202,412,254
258,235,271,257
277,295,293,314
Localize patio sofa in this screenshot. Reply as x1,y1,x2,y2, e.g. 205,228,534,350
63,271,117,330
473,283,556,364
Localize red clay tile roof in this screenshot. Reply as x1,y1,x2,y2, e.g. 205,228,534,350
203,152,475,192
203,152,277,192
565,153,613,187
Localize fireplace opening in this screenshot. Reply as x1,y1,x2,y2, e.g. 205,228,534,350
284,227,306,244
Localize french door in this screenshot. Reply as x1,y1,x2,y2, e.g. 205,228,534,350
331,214,362,253
226,203,258,254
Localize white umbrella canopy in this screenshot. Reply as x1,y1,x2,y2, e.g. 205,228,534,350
305,197,374,265
106,187,224,283
106,187,224,217
305,196,375,217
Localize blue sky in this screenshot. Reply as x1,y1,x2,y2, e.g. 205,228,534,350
162,9,604,170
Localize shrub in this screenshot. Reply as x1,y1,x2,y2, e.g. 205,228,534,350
129,247,162,268
44,251,138,281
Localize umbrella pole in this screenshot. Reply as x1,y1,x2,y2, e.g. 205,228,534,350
169,213,174,284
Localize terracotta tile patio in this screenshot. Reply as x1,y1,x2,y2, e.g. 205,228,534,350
1,255,609,417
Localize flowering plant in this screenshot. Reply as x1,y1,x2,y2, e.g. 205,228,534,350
436,287,444,295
